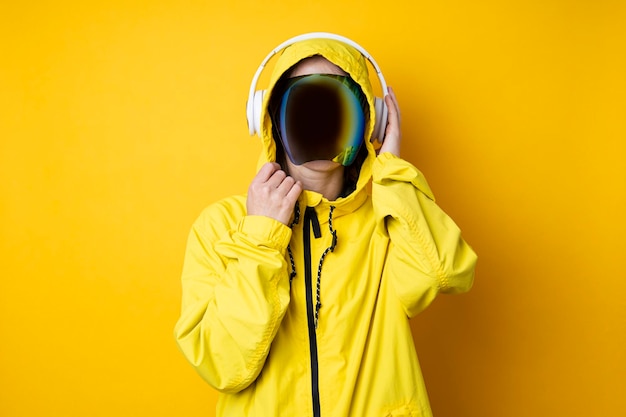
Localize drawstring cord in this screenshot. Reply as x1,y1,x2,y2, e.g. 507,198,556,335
287,203,301,284
314,205,336,329
287,203,337,330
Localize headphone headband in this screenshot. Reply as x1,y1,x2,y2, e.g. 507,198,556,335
246,32,388,141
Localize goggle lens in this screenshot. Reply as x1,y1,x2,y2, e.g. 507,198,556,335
274,74,367,166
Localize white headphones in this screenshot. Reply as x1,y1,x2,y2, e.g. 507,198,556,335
246,32,389,142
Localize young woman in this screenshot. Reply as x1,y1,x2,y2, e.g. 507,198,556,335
174,34,477,417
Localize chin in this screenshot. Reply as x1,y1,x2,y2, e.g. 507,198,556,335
301,160,343,170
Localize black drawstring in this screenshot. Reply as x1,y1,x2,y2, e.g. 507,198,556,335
289,203,337,330
287,203,300,284
314,205,336,329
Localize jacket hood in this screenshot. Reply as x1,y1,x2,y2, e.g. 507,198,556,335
257,37,378,205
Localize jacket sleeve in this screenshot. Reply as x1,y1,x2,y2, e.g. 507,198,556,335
372,153,477,318
173,200,292,393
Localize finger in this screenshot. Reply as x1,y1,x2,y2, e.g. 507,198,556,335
384,95,400,137
387,86,400,123
253,162,281,183
284,180,303,203
266,169,287,188
380,86,402,157
385,87,400,125
276,175,295,193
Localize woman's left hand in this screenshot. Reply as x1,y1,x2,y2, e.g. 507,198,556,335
378,86,401,157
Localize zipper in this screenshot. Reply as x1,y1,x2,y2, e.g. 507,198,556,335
303,206,321,417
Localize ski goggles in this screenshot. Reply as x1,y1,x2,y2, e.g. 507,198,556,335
272,73,368,166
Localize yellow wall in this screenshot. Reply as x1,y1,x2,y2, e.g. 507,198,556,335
1,0,624,416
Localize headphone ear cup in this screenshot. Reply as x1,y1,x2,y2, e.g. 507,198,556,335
250,90,265,136
371,97,388,142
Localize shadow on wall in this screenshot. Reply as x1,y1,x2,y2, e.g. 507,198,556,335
410,243,515,417
400,80,520,416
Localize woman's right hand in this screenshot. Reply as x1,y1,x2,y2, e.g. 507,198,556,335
247,162,302,225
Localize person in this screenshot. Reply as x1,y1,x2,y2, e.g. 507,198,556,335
174,33,477,417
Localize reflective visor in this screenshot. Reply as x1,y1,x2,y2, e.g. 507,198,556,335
274,74,367,166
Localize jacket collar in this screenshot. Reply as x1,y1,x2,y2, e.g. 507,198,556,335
297,186,368,225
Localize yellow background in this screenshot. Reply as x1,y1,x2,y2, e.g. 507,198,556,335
1,0,624,416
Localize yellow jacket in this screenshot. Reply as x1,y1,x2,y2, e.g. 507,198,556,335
174,38,477,417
